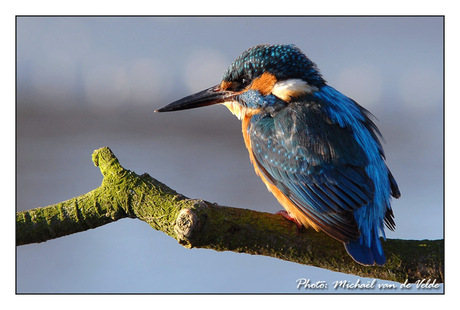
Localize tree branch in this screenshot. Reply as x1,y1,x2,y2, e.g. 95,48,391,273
16,147,444,283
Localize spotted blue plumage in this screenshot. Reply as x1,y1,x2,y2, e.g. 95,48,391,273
223,44,325,88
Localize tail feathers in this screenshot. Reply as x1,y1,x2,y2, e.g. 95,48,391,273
389,170,401,199
344,239,386,266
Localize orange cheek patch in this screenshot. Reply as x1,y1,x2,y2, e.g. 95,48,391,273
249,72,277,96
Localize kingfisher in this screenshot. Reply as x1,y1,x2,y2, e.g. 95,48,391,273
156,44,400,265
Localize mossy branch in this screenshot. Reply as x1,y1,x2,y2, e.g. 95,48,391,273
16,147,444,283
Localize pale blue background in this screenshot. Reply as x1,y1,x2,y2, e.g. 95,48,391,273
16,16,443,293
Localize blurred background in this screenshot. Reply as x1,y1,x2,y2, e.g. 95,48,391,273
16,16,443,293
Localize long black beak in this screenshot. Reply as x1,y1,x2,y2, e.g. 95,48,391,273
155,85,235,112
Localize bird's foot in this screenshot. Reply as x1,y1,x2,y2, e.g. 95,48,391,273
276,210,303,230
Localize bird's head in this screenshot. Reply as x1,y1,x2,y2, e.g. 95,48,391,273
156,44,325,119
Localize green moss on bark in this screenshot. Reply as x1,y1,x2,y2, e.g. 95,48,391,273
16,147,444,283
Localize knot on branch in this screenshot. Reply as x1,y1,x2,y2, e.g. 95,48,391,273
174,201,208,247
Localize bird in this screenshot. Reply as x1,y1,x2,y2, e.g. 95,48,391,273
156,44,400,265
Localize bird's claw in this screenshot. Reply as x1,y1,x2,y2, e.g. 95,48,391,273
276,210,303,230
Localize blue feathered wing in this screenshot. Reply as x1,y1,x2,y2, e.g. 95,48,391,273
248,97,397,264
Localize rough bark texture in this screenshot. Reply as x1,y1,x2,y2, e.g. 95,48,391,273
16,147,444,283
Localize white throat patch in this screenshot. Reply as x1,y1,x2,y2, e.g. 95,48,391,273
223,101,261,120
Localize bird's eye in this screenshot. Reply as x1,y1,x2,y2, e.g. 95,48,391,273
236,77,250,90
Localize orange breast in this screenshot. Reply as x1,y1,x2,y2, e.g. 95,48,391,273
241,115,320,231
